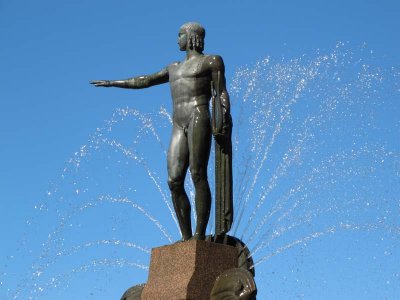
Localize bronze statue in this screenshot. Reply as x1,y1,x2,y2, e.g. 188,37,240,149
91,22,233,242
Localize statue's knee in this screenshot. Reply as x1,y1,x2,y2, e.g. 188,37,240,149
168,177,184,192
190,171,206,185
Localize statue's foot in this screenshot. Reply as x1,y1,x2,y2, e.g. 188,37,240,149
175,235,192,244
190,233,205,240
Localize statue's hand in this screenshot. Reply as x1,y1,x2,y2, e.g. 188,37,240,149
222,113,232,135
90,80,112,87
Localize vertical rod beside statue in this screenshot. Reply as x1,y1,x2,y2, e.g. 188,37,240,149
211,71,233,242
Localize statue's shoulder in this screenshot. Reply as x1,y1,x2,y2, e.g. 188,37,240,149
167,61,180,70
204,54,225,72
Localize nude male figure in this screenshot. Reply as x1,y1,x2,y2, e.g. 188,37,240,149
91,22,232,241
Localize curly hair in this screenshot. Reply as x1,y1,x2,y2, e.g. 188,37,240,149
180,22,205,52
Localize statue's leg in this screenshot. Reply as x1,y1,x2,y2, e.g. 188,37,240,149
188,106,212,240
167,125,192,241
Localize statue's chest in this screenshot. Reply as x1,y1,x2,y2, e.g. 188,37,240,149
169,58,208,82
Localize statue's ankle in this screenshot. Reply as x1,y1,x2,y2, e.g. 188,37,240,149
182,234,193,242
191,233,205,240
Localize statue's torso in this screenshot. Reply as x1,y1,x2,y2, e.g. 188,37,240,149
168,55,212,128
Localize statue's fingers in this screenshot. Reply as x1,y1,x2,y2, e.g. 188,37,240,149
91,81,107,87
90,80,110,87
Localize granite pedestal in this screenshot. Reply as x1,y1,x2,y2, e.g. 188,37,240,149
141,240,238,300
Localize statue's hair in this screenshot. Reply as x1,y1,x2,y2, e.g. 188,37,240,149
180,22,205,52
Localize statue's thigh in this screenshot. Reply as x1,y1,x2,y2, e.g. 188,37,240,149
167,126,189,180
188,109,211,173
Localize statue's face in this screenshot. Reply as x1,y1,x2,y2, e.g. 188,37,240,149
178,29,187,51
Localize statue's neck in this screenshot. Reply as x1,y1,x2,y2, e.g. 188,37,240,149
186,49,203,60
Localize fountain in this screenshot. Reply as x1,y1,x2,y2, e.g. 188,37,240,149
1,43,399,299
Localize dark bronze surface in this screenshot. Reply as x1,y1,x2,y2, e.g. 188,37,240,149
91,22,233,241
120,284,144,300
211,268,257,300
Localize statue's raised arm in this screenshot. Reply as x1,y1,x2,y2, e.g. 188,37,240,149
90,67,169,89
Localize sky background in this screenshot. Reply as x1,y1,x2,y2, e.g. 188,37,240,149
1,0,400,299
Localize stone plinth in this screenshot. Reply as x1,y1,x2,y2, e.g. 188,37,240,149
141,240,238,300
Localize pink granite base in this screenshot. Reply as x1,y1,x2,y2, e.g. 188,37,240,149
141,240,238,300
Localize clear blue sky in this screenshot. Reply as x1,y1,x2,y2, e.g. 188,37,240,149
1,0,399,299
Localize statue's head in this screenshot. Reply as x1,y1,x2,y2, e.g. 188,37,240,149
178,22,205,52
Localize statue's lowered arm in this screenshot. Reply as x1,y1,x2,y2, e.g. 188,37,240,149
90,68,169,89
211,57,231,135
210,56,233,242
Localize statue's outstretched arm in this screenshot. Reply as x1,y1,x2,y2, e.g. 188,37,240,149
90,68,169,89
